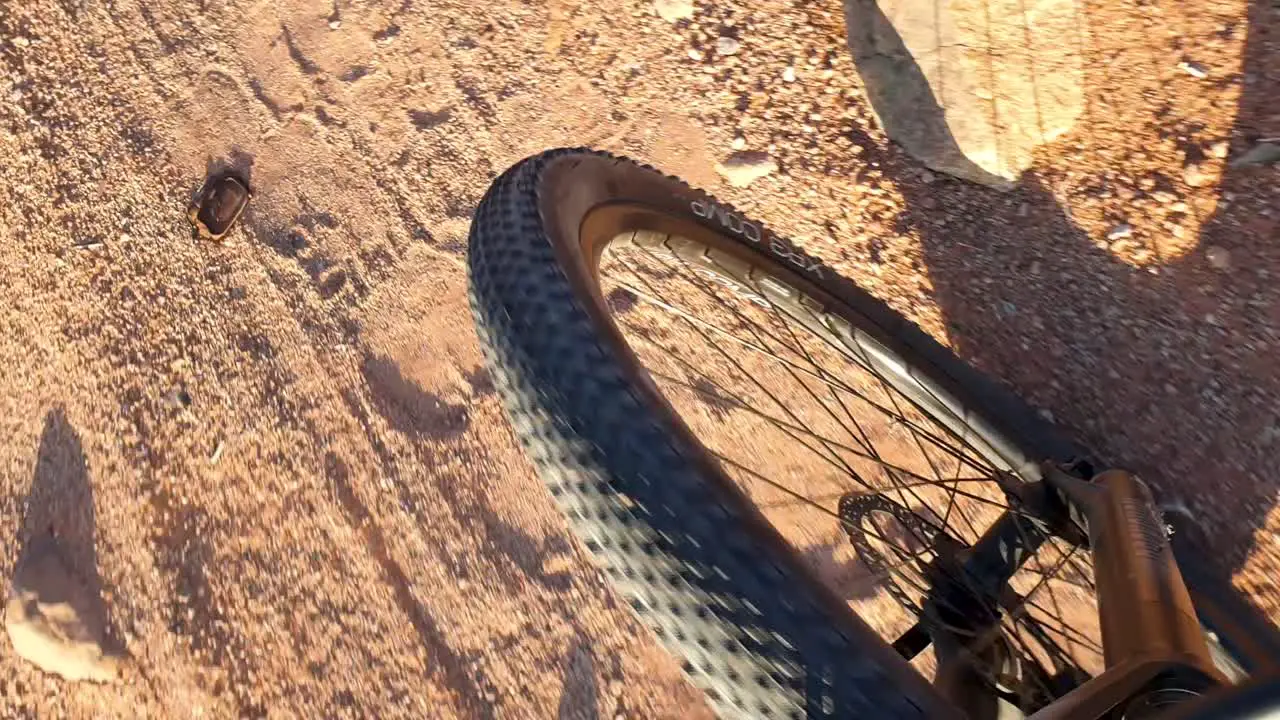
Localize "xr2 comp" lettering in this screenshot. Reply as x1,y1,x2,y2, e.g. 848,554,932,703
691,199,825,279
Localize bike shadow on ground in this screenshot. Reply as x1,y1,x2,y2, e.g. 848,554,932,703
843,0,1279,590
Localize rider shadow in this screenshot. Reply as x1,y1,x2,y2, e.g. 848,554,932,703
846,0,1279,591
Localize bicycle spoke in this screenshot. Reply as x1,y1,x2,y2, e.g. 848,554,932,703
643,362,993,493
628,245,1000,476
613,251,887,496
708,450,943,576
752,288,1022,636
755,286,940,518
617,272,1000,476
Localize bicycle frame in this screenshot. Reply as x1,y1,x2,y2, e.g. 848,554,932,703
924,465,1227,719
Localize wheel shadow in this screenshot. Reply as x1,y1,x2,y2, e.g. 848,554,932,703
15,408,123,659
556,637,600,720
845,0,1279,603
360,353,471,440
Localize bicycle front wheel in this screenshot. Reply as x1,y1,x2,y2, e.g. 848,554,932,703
467,149,1088,718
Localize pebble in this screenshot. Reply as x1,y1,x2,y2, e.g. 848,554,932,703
1206,245,1231,270
716,36,740,56
1210,140,1230,159
653,0,694,22
1183,162,1211,187
730,135,746,150
1178,61,1209,79
715,151,777,188
687,48,703,61
919,169,936,184
1106,223,1133,241
328,19,342,30
781,66,796,83
12,37,29,48
1038,408,1056,424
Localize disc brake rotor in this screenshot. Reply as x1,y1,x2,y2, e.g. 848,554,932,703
838,492,967,618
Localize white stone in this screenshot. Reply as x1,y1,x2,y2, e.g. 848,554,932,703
1107,224,1133,241
715,152,777,187
1205,245,1231,270
653,0,694,22
844,0,1084,186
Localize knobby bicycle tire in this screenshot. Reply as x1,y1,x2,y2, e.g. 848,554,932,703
466,149,1088,718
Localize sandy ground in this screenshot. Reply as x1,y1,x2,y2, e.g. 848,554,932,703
0,0,1277,716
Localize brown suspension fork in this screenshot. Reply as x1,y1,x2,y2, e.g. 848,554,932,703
1029,467,1227,719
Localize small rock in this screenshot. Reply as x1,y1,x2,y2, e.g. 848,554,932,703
6,542,121,682
1178,61,1209,79
653,0,693,22
1183,161,1212,187
919,169,936,184
1017,202,1030,217
163,388,192,409
1029,260,1042,275
687,48,703,61
374,24,401,43
1205,245,1231,270
715,151,777,188
1106,223,1133,241
1037,408,1055,424
730,135,746,150
715,36,740,55
1257,423,1280,447
328,19,342,30
1210,140,1230,159
1230,141,1280,168
781,66,796,83
12,36,30,48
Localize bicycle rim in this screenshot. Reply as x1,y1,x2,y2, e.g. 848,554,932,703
574,209,1105,709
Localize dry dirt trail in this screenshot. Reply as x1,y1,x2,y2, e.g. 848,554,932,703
0,0,1276,716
